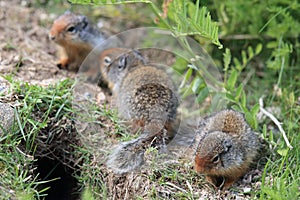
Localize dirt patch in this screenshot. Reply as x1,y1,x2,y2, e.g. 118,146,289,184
0,1,74,85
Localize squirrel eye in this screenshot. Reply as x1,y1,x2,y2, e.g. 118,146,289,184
103,56,111,65
212,155,220,163
66,26,75,33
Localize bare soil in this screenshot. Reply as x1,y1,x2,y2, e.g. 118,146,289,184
0,1,75,85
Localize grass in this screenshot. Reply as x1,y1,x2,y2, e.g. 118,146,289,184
0,77,118,198
0,128,40,199
245,62,300,199
258,85,300,199
0,77,75,199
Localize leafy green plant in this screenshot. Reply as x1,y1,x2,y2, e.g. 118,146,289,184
70,0,222,48
223,44,263,129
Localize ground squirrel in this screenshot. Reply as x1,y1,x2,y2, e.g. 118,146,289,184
104,49,179,174
49,11,109,71
194,109,260,189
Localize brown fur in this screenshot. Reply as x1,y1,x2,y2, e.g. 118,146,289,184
49,11,107,71
194,110,260,190
99,48,130,88
105,50,179,174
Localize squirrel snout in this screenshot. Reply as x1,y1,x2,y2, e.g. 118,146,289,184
49,28,58,41
49,33,56,41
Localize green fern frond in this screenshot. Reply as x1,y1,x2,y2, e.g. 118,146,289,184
165,0,222,48
69,0,222,48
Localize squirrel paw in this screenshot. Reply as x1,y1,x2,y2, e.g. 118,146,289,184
57,57,69,70
106,138,146,174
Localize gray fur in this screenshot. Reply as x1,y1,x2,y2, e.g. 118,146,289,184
106,137,146,174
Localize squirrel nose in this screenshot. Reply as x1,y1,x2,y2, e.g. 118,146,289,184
49,34,56,41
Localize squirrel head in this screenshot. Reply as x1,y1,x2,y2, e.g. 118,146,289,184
194,110,253,176
194,131,244,176
49,11,89,44
105,49,147,90
99,48,130,79
194,109,260,189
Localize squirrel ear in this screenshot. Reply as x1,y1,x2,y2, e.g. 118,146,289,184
223,139,232,152
80,15,88,22
132,49,147,65
79,15,88,28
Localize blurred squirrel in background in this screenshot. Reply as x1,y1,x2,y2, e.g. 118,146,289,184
194,109,260,190
49,11,109,71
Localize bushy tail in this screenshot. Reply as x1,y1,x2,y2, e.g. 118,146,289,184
106,105,170,174
106,136,146,174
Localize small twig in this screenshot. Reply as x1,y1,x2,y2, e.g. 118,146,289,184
186,180,194,197
165,182,187,193
219,34,275,40
16,147,34,160
259,97,293,149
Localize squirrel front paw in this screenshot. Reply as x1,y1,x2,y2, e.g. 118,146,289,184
57,57,69,70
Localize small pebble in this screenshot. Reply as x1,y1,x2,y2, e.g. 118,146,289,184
243,187,251,193
84,92,93,99
97,92,106,104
